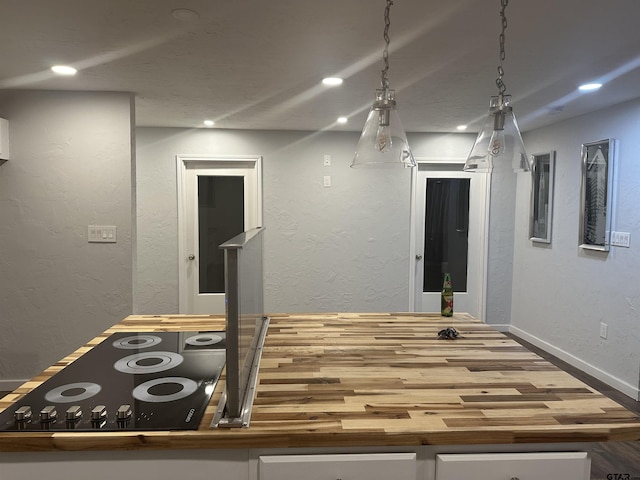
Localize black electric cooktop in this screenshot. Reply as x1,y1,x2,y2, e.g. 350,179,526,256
0,331,226,432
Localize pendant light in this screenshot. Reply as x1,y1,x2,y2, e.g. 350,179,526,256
351,0,415,168
463,0,530,173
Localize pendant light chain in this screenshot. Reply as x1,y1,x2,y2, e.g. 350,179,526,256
380,0,393,90
495,0,508,96
351,0,415,168
463,0,531,173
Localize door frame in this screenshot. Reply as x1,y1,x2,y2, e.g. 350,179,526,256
408,157,491,320
176,154,263,314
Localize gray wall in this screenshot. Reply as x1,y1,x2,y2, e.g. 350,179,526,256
512,98,640,398
0,91,134,384
485,172,518,326
135,128,476,315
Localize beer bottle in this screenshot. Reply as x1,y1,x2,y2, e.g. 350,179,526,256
441,273,453,317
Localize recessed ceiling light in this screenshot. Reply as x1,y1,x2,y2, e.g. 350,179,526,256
322,77,343,86
51,65,77,76
337,116,348,124
203,120,215,127
456,125,468,131
578,83,603,92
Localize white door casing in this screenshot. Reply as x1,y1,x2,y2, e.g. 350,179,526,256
177,155,262,314
409,160,489,319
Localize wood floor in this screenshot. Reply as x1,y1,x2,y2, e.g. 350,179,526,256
505,333,640,480
1,333,639,479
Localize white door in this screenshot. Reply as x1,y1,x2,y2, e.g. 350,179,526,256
177,155,262,314
412,163,488,318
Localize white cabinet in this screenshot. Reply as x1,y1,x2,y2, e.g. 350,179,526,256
435,452,590,480
259,453,417,480
0,450,250,480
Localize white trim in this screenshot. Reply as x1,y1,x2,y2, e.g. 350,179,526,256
410,160,489,317
414,156,467,164
176,157,187,314
408,166,418,311
478,172,491,322
509,325,640,400
176,154,262,314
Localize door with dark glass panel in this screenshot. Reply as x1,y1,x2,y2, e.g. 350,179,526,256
184,162,260,314
423,177,469,295
197,175,244,296
414,168,486,317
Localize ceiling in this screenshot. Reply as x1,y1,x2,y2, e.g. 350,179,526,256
1,0,639,134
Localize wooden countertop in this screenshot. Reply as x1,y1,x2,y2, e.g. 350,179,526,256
1,312,639,451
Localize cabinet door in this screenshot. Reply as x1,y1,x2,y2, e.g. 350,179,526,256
436,452,590,480
0,450,250,480
259,453,417,480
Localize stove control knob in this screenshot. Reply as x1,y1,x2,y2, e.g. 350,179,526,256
116,404,132,421
14,406,32,422
65,405,83,422
91,405,107,421
39,405,58,422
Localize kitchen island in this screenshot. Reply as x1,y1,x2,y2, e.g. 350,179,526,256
0,312,638,479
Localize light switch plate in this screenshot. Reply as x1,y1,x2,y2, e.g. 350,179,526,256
88,225,117,243
611,231,631,247
600,322,608,339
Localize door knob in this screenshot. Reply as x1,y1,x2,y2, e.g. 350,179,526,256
188,254,195,260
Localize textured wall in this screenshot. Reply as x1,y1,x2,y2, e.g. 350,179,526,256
263,131,413,313
135,129,476,315
512,98,640,397
136,128,412,314
485,171,518,326
0,91,133,383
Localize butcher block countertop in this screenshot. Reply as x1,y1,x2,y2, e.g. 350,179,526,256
1,312,639,452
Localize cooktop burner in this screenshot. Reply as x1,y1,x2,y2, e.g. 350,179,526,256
0,331,226,432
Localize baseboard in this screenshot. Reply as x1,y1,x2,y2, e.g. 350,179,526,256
0,379,26,392
509,325,640,401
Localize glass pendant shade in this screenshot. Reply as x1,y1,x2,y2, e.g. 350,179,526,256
463,95,530,173
351,89,416,168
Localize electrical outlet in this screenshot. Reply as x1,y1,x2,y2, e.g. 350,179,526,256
600,322,608,339
323,175,331,187
323,155,331,167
